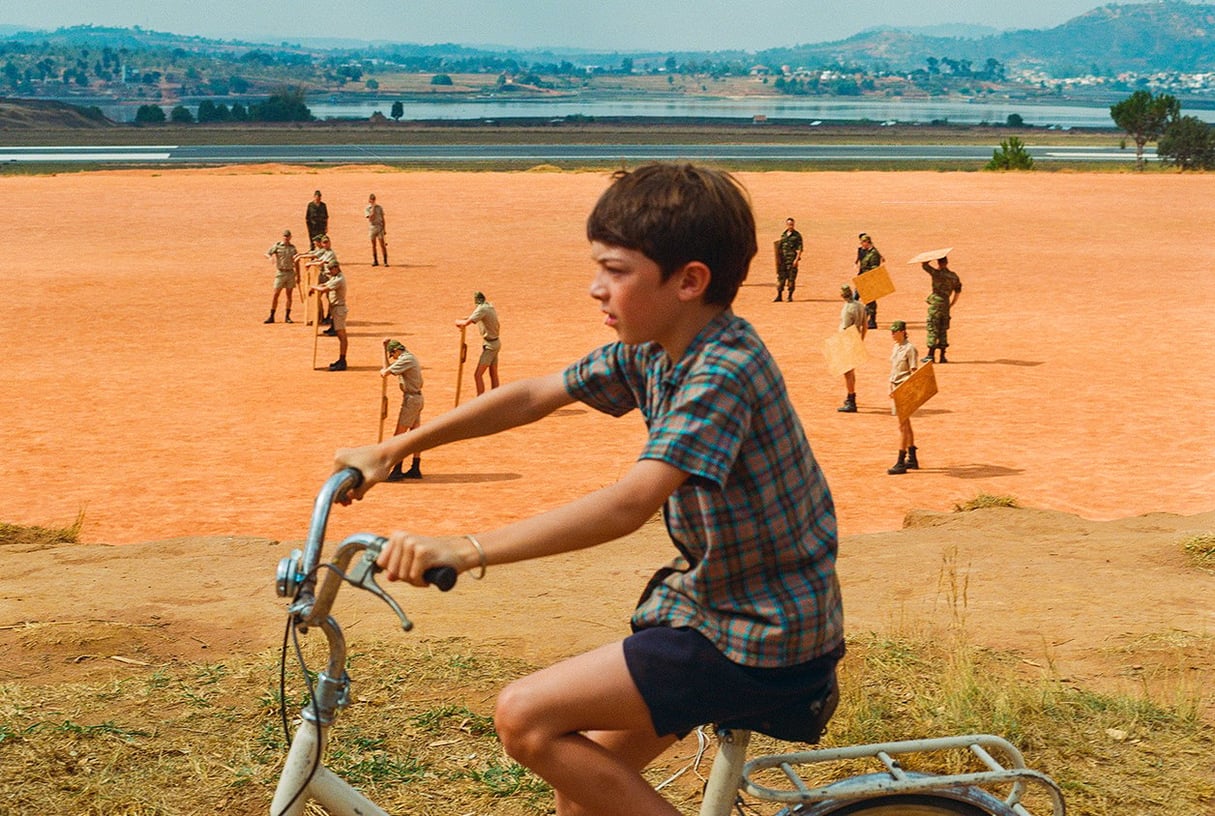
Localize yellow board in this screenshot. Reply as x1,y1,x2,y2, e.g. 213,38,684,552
892,360,938,418
907,247,953,265
773,239,781,276
822,324,868,377
852,264,895,303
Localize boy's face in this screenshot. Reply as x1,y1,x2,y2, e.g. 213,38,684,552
588,242,683,346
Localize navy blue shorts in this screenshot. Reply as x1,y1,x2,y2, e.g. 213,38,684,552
622,626,844,742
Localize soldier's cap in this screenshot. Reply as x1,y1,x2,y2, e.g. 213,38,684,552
890,320,907,332
858,232,872,242
314,189,322,196
282,229,291,236
473,290,486,302
316,234,329,242
840,284,853,296
386,340,405,354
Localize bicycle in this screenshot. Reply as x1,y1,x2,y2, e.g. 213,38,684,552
270,469,1067,816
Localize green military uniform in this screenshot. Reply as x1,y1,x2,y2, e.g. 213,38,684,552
922,261,962,362
856,237,883,329
775,226,803,301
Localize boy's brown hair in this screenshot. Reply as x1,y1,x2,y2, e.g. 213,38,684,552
586,164,757,307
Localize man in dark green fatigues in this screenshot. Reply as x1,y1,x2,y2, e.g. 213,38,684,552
921,256,962,363
854,233,884,329
774,217,802,302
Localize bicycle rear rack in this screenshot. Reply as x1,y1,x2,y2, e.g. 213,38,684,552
741,734,1065,815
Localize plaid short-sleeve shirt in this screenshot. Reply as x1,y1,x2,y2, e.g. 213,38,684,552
563,310,843,667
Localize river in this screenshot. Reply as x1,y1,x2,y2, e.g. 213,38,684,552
70,94,1215,128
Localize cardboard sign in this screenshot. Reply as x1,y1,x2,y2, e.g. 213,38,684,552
908,247,954,265
852,264,895,303
822,324,869,377
773,239,782,275
892,360,938,418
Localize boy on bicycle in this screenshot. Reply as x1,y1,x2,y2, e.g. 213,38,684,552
335,163,844,816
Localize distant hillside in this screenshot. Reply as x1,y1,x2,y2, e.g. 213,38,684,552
1,1,1211,79
0,98,113,129
760,1,1215,74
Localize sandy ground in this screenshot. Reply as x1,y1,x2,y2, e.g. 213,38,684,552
1,166,1213,712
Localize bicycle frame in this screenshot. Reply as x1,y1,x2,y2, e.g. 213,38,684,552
271,471,1065,816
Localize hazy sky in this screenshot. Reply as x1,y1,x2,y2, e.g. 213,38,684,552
3,0,1117,51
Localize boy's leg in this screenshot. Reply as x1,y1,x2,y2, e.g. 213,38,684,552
488,362,500,390
495,641,681,816
473,364,488,395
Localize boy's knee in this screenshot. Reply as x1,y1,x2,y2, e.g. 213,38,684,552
494,680,547,762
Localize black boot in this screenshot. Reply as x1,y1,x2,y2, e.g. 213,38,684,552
403,459,422,479
284,310,293,323
786,286,794,302
773,287,784,302
263,311,275,324
383,249,388,267
837,394,857,413
937,348,948,363
921,347,936,363
887,450,908,475
385,462,406,482
906,446,919,470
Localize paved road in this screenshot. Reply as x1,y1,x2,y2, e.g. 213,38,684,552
0,143,1149,165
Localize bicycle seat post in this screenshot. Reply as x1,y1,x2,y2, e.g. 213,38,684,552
700,728,751,816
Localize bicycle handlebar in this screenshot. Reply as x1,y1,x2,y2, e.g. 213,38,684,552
285,469,459,629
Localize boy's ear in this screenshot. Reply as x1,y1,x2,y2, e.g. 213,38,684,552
675,261,712,301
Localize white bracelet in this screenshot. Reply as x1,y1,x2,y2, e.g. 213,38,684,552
465,534,487,580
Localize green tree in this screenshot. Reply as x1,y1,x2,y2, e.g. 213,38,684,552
430,73,453,86
390,100,404,121
1109,90,1180,170
250,86,311,122
1156,115,1215,171
196,100,231,123
169,105,194,124
985,136,1034,171
1006,113,1024,127
133,104,165,125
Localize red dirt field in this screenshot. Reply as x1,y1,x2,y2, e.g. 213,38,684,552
1,165,1213,706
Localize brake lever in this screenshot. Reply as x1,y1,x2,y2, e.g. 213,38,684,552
348,549,415,632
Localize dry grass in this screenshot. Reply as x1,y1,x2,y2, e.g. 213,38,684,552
1179,532,1215,573
953,493,1021,512
0,512,84,552
2,618,1211,816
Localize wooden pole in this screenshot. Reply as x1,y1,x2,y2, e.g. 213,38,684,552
311,285,321,370
378,339,390,442
454,325,468,407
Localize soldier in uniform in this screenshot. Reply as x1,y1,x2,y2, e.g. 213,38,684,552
456,291,501,395
836,284,867,413
854,233,884,329
309,257,348,371
365,193,388,266
887,320,919,475
263,228,299,324
920,256,962,363
774,217,802,302
305,189,329,250
381,339,423,480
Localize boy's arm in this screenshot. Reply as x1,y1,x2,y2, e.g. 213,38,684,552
336,372,575,498
375,457,687,585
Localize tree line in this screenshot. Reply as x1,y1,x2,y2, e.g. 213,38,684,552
1110,90,1215,170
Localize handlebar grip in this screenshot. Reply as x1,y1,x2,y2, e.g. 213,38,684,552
423,566,458,592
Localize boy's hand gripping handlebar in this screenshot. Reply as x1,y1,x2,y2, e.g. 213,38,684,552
275,468,457,630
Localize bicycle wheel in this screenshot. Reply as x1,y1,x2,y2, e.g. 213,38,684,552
792,790,1012,815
